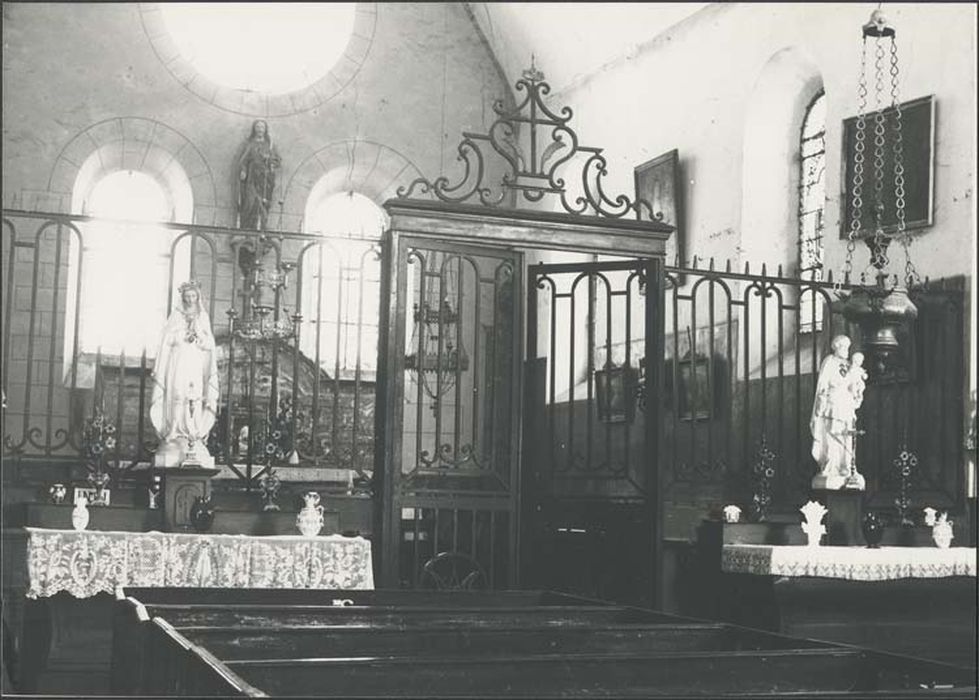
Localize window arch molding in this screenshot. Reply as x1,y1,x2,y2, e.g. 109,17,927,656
51,117,213,225
739,47,825,373
740,47,824,272
283,139,425,229
139,2,377,118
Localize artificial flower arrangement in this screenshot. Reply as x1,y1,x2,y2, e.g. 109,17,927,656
80,408,116,505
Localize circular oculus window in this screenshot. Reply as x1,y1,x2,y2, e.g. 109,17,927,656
143,3,375,116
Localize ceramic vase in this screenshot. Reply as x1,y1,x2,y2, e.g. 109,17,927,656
296,491,324,537
861,512,885,548
932,521,954,549
72,496,90,531
801,523,825,546
190,496,215,532
49,483,67,504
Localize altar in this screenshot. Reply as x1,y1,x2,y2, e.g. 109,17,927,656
721,543,978,668
6,527,374,692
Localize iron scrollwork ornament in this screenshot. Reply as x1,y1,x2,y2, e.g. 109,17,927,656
397,59,654,220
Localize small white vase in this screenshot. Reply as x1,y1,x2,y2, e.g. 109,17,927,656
296,504,324,537
801,523,825,547
932,522,953,549
72,497,90,531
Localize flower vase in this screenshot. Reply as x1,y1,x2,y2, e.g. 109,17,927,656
861,512,885,548
932,521,954,549
72,496,90,531
801,523,825,547
296,491,324,537
190,496,215,532
799,500,828,547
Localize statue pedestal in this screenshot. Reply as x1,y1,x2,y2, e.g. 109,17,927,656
152,466,220,532
811,488,863,546
154,439,215,469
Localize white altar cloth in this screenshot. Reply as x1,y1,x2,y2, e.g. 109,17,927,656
721,544,976,581
24,527,374,598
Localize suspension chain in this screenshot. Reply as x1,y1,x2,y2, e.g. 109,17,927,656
867,35,890,275
890,35,919,287
844,36,869,285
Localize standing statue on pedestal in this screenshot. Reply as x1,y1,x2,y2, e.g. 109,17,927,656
810,334,867,490
237,119,281,231
150,281,220,468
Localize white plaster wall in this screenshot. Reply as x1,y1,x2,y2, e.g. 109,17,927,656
546,3,975,284
1,2,511,224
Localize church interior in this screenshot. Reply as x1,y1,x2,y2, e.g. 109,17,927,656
1,2,977,696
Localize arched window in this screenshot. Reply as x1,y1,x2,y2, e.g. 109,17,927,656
300,191,386,376
798,91,826,333
66,170,190,360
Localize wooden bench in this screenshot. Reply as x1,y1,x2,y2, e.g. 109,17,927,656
113,588,642,694
116,588,977,697
175,621,829,659
147,618,977,698
118,586,591,607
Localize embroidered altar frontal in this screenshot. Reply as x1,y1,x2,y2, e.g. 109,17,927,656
721,544,976,581
24,527,374,598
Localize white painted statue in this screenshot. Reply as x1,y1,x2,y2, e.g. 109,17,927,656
810,334,866,490
150,280,220,468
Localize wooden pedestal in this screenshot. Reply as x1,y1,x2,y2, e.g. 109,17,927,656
811,488,862,545
155,466,219,532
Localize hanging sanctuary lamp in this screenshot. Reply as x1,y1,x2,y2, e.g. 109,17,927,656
838,7,919,378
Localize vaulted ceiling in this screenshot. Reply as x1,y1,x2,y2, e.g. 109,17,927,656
467,2,711,96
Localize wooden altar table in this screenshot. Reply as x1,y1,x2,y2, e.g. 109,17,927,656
8,527,374,693
720,544,977,668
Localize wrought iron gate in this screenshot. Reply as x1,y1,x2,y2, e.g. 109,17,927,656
523,257,661,606
380,236,522,589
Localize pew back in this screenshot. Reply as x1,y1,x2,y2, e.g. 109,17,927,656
115,588,977,698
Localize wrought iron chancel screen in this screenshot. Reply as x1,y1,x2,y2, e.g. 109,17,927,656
660,260,965,516
1,210,382,486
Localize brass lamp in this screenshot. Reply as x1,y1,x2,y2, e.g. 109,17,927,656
838,7,919,378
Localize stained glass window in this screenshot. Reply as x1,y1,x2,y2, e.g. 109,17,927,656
798,91,825,333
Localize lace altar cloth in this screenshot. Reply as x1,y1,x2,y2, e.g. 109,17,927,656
722,544,977,581
24,527,374,598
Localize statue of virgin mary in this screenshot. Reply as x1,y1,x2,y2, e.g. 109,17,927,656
150,280,220,467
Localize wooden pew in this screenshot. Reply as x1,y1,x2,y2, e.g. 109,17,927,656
147,619,264,698
134,602,675,628
155,618,971,700
175,622,830,660
112,587,612,693
192,646,979,698
119,586,589,607
117,589,976,698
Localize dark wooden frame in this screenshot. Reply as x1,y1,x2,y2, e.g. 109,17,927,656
839,95,935,238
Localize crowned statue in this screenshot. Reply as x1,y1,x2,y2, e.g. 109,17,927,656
150,280,220,468
810,334,867,490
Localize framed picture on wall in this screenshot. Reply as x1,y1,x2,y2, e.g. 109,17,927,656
676,355,711,422
595,364,638,424
839,95,935,238
635,149,684,273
